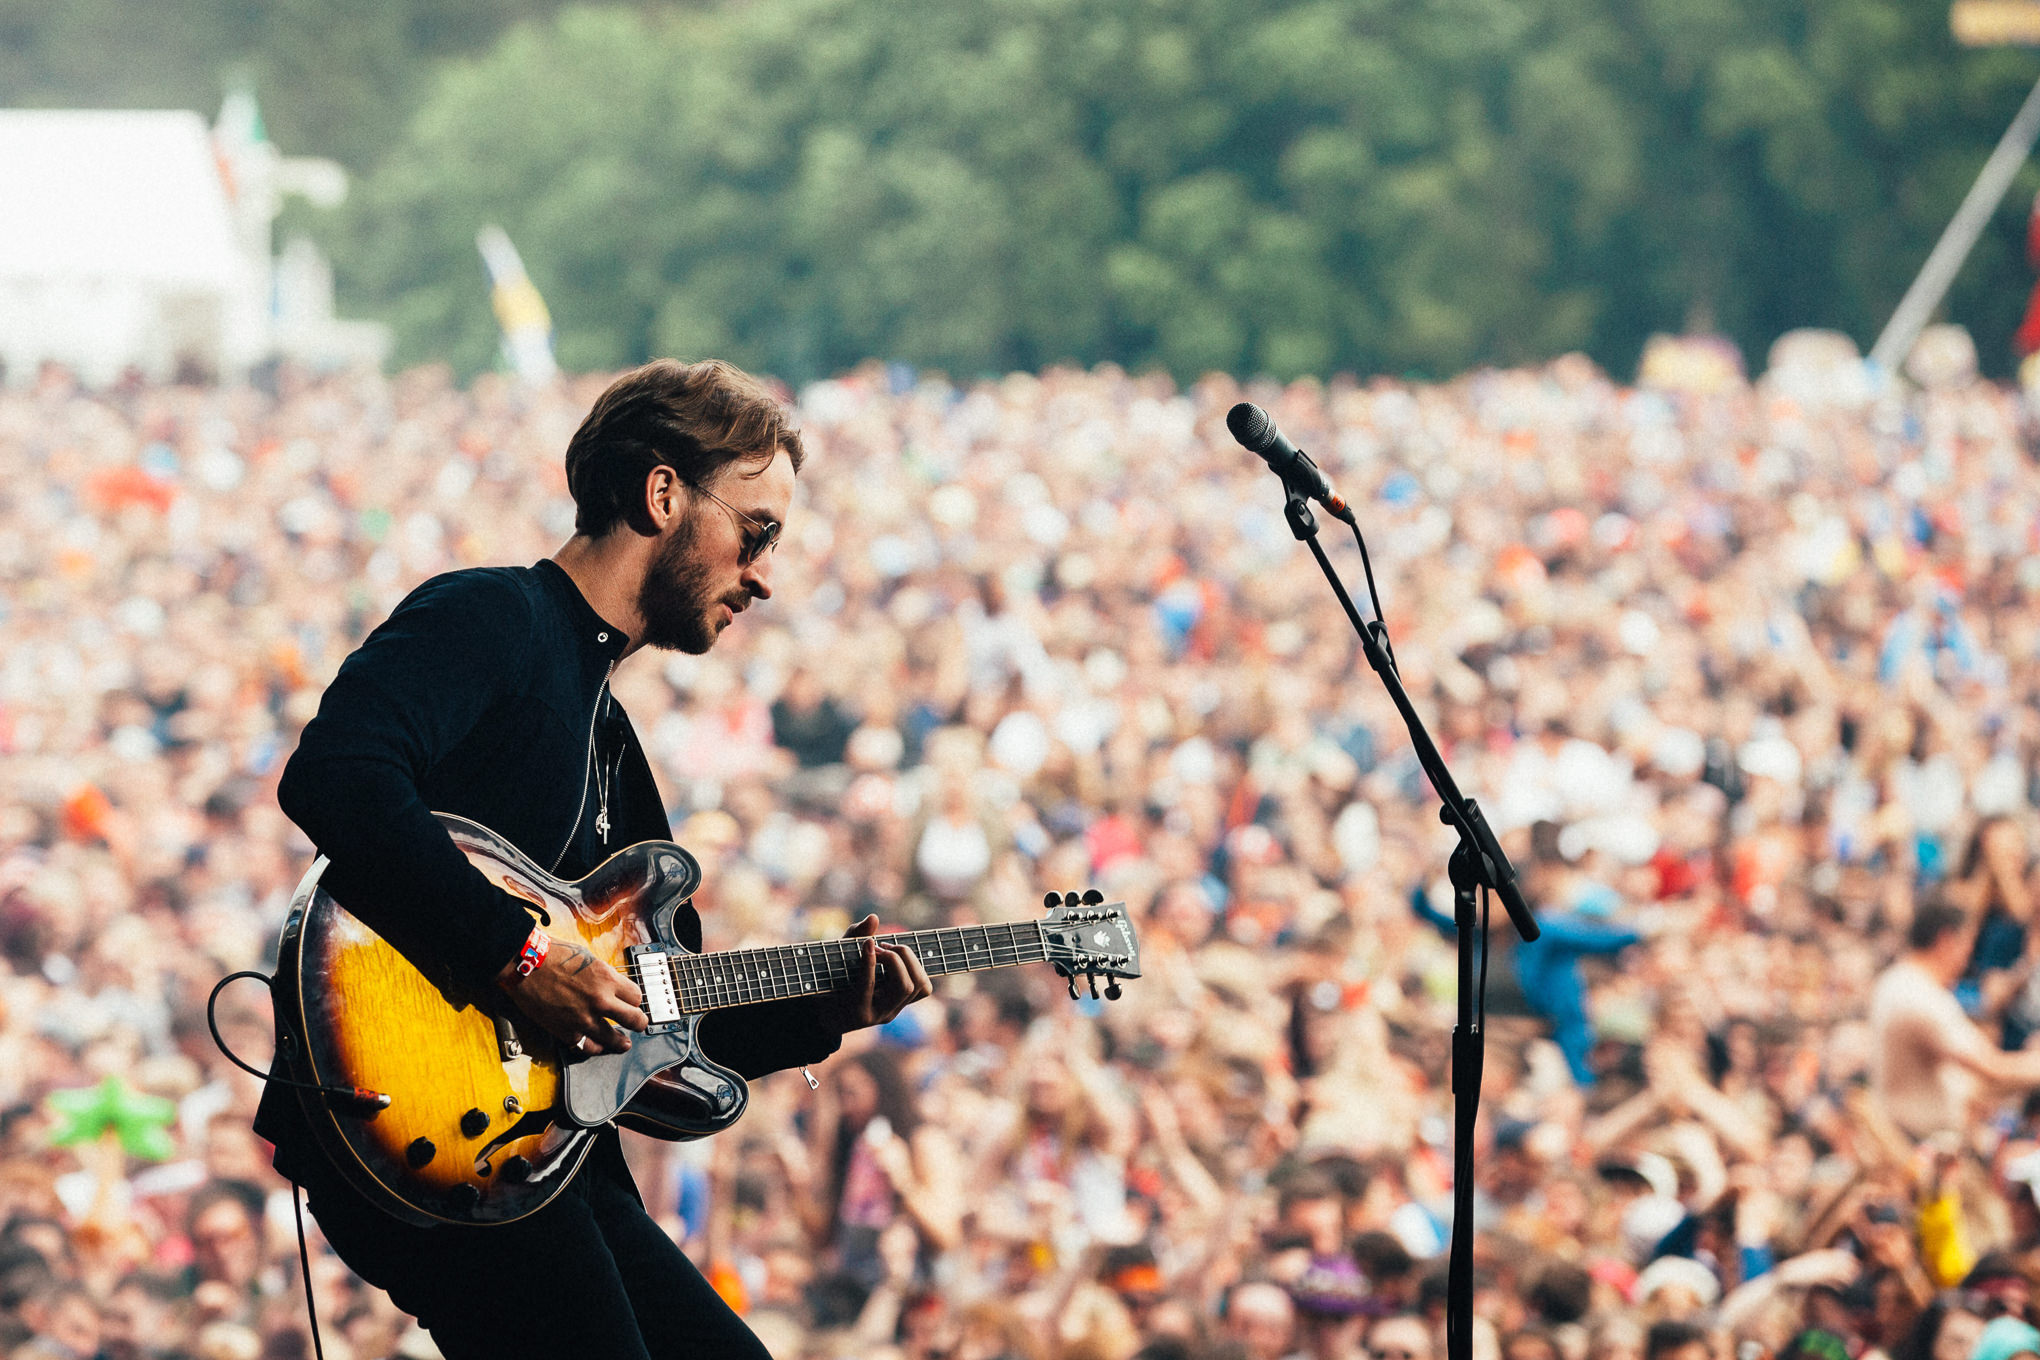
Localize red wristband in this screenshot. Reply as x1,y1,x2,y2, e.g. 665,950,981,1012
510,927,550,982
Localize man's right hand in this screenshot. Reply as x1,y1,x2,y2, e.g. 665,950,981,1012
496,933,647,1055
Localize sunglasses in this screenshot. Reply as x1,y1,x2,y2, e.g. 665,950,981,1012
696,485,782,565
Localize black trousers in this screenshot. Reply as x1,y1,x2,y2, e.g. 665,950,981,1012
296,1131,771,1360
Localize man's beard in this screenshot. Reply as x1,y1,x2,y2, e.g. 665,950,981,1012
635,518,742,654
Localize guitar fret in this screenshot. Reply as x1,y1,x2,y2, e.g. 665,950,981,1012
668,918,1071,1013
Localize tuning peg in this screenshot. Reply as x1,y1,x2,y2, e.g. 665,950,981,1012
1082,888,1103,905
1105,980,1122,1001
1087,973,1101,1000
1067,976,1080,1001
1043,892,1063,910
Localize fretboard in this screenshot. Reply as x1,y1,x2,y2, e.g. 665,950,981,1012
649,922,1050,1013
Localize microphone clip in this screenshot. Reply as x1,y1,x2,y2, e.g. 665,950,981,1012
1283,494,1321,540
1282,453,1354,524
1227,401,1355,525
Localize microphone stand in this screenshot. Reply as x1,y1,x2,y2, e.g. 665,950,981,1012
1274,486,1539,1360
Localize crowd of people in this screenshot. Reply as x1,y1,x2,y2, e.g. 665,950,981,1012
3,327,2040,1360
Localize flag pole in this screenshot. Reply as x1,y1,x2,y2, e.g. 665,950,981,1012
1869,70,2040,373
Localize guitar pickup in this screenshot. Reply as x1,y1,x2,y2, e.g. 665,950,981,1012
626,947,684,1027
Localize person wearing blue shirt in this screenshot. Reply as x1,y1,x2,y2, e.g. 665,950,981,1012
1413,867,1643,1086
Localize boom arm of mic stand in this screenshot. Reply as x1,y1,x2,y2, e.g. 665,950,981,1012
1278,495,1539,944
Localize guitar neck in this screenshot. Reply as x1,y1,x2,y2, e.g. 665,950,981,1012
659,922,1049,1013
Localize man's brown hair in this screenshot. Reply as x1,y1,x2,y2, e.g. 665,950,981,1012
563,359,804,538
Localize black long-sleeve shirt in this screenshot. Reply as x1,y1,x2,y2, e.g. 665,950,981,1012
257,558,839,1174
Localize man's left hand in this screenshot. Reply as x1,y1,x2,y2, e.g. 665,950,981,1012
824,914,933,1034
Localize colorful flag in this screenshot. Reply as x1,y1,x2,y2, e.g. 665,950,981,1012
476,225,558,384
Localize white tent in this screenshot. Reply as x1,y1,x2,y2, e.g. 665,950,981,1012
0,106,386,385
0,110,255,384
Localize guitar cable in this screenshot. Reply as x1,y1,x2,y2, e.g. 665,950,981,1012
290,1184,327,1360
207,970,391,1360
206,972,392,1114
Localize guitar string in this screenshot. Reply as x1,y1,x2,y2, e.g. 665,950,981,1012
618,919,1103,1015
635,925,1048,1005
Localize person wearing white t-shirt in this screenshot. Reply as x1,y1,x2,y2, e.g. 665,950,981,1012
1870,899,2040,1139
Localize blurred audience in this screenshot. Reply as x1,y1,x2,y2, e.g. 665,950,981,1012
3,342,2040,1360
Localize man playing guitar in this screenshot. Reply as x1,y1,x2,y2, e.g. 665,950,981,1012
257,359,934,1358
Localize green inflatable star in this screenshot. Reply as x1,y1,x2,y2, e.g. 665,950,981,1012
45,1076,177,1162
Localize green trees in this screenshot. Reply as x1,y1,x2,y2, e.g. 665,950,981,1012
6,0,2036,380
0,0,563,168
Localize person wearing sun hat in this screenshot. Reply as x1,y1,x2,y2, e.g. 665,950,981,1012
1634,1255,1722,1321
1288,1254,1376,1360
1972,1316,2040,1360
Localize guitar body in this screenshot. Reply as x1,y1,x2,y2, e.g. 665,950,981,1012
273,811,1139,1228
277,813,748,1227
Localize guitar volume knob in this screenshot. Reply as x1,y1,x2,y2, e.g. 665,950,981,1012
461,1108,489,1138
406,1138,436,1168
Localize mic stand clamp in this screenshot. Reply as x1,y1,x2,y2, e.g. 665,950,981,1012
1279,487,1536,1360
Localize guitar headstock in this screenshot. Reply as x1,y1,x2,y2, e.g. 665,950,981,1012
1041,890,1141,1001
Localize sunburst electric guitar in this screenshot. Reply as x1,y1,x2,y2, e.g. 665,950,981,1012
275,812,1140,1227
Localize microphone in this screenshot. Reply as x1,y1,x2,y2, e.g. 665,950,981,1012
1226,403,1353,522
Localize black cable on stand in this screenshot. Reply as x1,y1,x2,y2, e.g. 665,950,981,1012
1446,843,1489,1360
1231,404,1540,1360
